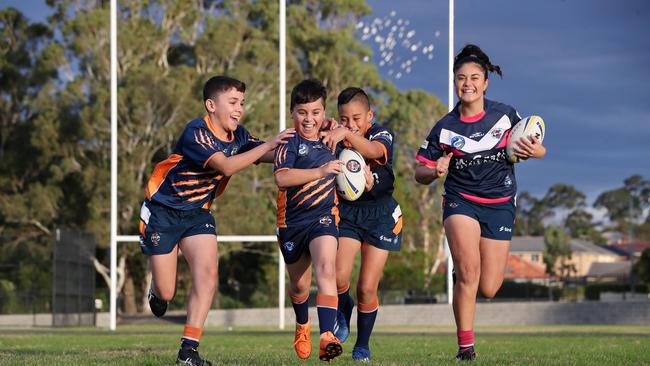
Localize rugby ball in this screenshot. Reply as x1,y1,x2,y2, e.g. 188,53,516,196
506,115,545,163
336,148,367,201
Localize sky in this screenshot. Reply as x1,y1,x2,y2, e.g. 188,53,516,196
4,0,650,203
362,0,650,202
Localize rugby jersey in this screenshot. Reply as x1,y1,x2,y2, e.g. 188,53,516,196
145,115,262,210
345,124,395,204
416,99,521,203
274,134,339,228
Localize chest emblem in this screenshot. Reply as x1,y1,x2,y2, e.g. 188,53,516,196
298,143,309,156
451,136,465,150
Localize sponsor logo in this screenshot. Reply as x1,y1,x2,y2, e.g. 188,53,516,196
379,235,393,243
151,232,161,247
298,143,309,156
346,159,361,173
283,241,295,251
370,131,393,144
469,131,485,139
205,223,215,229
499,226,512,232
451,136,465,150
420,139,429,149
491,128,504,139
504,175,512,187
448,202,459,208
372,172,379,185
319,216,332,226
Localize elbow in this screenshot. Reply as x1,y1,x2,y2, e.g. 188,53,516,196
275,175,288,189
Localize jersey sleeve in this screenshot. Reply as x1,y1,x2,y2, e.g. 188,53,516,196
368,127,393,165
181,124,224,168
509,107,522,128
274,137,296,173
236,126,265,154
416,125,443,168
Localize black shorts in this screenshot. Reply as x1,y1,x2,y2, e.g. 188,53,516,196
442,193,515,241
339,196,402,251
138,200,216,256
277,214,339,264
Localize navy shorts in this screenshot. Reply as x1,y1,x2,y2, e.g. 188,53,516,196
277,214,339,264
442,194,515,241
138,200,216,256
339,196,402,251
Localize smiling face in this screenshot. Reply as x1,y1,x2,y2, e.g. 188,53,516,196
454,62,489,106
338,100,373,136
205,87,245,135
291,97,325,140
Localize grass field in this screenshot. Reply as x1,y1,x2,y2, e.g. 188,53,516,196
1,325,649,365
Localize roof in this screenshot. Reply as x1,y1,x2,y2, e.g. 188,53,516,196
510,236,620,256
586,261,632,278
504,255,549,280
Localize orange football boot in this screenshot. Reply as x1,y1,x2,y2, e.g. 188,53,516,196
293,321,311,359
318,331,343,362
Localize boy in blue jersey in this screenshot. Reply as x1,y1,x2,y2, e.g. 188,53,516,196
139,76,294,366
274,79,344,362
321,87,402,362
415,45,546,361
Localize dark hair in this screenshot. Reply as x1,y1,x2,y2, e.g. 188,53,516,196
453,44,502,79
290,79,327,110
337,87,370,111
203,76,246,101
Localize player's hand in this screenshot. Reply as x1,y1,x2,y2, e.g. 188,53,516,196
435,152,453,177
363,165,374,191
319,160,343,177
321,117,339,131
513,135,546,159
320,126,348,152
268,128,296,148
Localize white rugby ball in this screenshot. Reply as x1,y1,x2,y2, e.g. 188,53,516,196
506,115,546,163
336,148,366,201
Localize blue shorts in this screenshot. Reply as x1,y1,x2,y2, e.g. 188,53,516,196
277,214,339,264
442,194,515,241
138,200,216,256
339,196,402,251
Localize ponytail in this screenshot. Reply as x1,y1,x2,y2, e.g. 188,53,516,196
453,44,502,78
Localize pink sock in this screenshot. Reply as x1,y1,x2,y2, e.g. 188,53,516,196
457,329,474,349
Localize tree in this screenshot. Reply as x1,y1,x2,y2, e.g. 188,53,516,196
632,249,650,285
594,175,650,234
543,225,573,278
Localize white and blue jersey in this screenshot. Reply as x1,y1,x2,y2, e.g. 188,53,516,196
416,99,521,204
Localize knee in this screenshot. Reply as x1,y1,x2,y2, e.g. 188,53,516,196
455,264,480,287
155,286,176,302
290,277,311,297
479,281,503,299
316,262,336,282
356,282,377,304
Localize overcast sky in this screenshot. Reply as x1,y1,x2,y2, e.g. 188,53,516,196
5,0,649,203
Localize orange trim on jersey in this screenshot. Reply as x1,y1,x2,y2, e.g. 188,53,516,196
187,193,209,202
214,176,230,198
372,141,388,166
183,325,202,342
176,184,215,196
145,154,183,200
172,177,217,187
139,221,146,237
333,195,340,225
274,167,289,175
203,150,223,169
203,115,234,142
296,178,334,207
295,178,324,197
179,171,214,176
281,144,288,163
202,199,212,209
392,216,403,235
358,298,379,313
288,290,308,304
316,294,338,309
277,190,287,228
308,187,334,208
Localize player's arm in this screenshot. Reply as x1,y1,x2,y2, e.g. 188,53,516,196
513,135,546,159
208,128,295,176
321,127,384,160
258,150,275,164
275,160,342,189
415,152,453,185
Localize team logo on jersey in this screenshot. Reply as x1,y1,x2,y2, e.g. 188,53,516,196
231,147,239,155
283,241,295,251
420,139,429,149
346,159,361,173
298,143,309,156
370,131,393,144
319,216,332,226
451,136,465,150
504,175,512,187
491,128,504,139
448,202,459,209
151,232,161,247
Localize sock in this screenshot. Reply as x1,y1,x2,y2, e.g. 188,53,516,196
289,291,310,325
337,283,352,314
181,325,202,349
355,298,379,349
316,294,338,334
457,329,474,351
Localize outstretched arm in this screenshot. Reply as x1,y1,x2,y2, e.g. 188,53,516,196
275,160,342,189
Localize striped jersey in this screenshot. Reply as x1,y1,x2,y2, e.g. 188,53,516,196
145,115,262,210
274,134,339,228
416,99,521,203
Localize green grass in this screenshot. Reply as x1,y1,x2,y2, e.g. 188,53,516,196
1,325,649,365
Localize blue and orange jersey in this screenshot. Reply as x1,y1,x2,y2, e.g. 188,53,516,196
274,135,338,228
145,115,263,210
416,99,521,204
350,124,395,204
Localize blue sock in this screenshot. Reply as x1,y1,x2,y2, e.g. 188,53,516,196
181,337,199,349
290,293,310,325
355,300,378,348
316,294,338,334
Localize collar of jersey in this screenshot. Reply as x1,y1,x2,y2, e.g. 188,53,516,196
203,115,234,142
